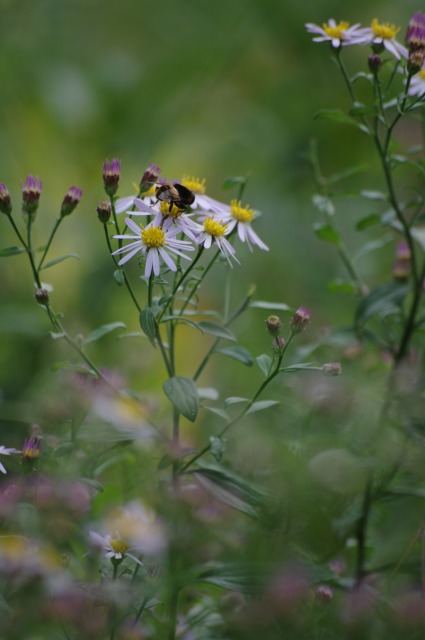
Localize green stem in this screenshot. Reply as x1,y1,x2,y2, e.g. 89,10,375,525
156,247,205,323
103,224,142,312
38,217,62,270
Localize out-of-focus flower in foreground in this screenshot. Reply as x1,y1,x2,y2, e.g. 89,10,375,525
305,19,366,48
89,531,144,566
0,445,20,474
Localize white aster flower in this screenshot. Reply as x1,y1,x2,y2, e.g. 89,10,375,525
196,217,240,267
112,217,194,277
408,68,425,98
353,18,408,60
216,199,269,251
180,175,229,215
305,19,367,48
0,445,20,475
89,531,144,566
130,198,200,241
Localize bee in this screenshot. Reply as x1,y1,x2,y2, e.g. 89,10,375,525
155,183,195,212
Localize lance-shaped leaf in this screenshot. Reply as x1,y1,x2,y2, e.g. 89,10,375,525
197,321,236,341
314,222,341,247
140,306,157,346
163,376,199,422
0,246,26,257
193,561,264,593
39,253,79,270
355,283,409,328
217,346,253,366
84,322,126,344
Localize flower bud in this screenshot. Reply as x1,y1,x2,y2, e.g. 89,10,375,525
321,362,342,376
393,260,410,281
97,199,112,223
290,307,311,334
0,183,12,215
265,314,282,336
61,185,83,217
34,288,49,305
315,584,334,603
273,336,285,351
407,50,425,75
22,437,42,465
368,54,382,74
140,163,161,193
396,241,411,262
406,11,425,51
22,175,42,216
103,159,121,197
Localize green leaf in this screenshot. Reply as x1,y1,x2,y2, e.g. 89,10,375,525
327,279,358,294
246,400,279,414
117,331,147,339
314,109,369,134
256,354,272,377
193,562,263,593
327,162,369,185
349,102,374,117
0,593,10,613
113,269,125,285
39,253,79,270
80,478,104,493
204,406,230,420
0,246,26,257
222,176,248,189
163,376,199,422
84,322,126,344
197,321,236,341
224,396,249,407
250,300,291,311
210,437,227,462
139,307,157,346
411,227,425,251
356,214,381,231
313,222,341,247
160,315,201,331
355,283,409,328
353,234,393,260
217,346,253,366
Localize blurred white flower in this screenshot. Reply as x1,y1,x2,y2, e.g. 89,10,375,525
89,531,144,566
305,19,367,48
0,445,20,475
353,18,408,60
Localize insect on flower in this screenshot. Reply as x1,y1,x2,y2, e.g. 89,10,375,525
155,183,195,212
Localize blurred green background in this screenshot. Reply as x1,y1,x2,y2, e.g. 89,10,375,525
0,0,421,416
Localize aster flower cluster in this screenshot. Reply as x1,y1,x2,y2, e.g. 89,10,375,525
101,162,269,278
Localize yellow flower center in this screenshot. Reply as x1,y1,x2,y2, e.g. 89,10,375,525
142,226,165,248
230,199,254,223
371,18,399,40
418,70,425,80
181,175,206,194
110,538,129,554
204,217,227,237
323,21,350,39
159,201,182,218
143,184,156,198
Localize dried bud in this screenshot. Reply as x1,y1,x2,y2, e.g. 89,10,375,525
407,50,425,75
0,183,12,215
34,288,49,305
61,185,83,217
393,260,410,281
103,158,121,197
321,362,342,376
22,175,42,216
140,163,161,193
368,54,382,74
265,314,282,336
290,307,311,334
97,199,112,223
406,11,425,51
22,437,42,465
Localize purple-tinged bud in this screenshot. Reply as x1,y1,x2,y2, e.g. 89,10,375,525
97,199,112,223
368,54,382,74
321,362,342,376
103,158,121,197
22,175,42,216
0,183,12,215
61,185,83,217
140,163,161,193
290,307,311,334
273,336,285,351
393,260,410,281
396,241,411,262
315,584,334,604
406,12,425,51
34,288,49,305
407,50,425,75
265,314,282,336
22,436,42,465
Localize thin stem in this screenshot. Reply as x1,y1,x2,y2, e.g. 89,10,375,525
103,224,142,312
156,247,205,323
38,217,62,270
334,48,356,103
355,470,374,584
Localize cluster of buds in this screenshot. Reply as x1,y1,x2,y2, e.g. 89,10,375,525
103,158,121,197
265,315,285,351
406,12,425,74
393,241,411,281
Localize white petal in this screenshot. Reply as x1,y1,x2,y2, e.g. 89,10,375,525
115,196,135,214
0,462,6,474
158,247,177,271
118,245,142,265
125,217,143,235
145,251,154,278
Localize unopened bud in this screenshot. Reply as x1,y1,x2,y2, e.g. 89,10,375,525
22,437,42,464
0,183,12,214
22,175,42,216
140,163,161,193
393,260,410,281
272,336,285,351
406,11,425,51
321,362,342,376
407,50,425,75
265,314,282,336
315,584,334,603
61,185,83,217
290,307,311,334
103,159,121,197
368,54,382,74
34,288,49,305
97,199,112,223
396,242,411,262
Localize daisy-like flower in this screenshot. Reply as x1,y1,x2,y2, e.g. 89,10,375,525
354,18,408,60
408,67,425,97
0,445,20,475
112,217,194,277
89,531,144,566
305,19,366,48
180,175,228,215
130,197,200,241
196,217,240,266
217,199,269,251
